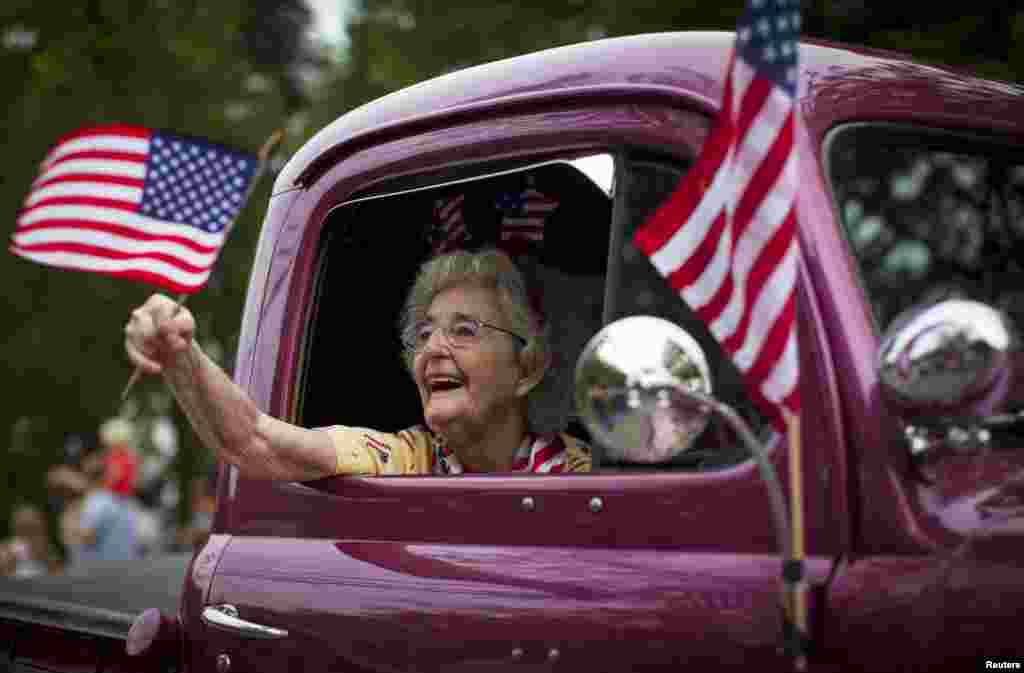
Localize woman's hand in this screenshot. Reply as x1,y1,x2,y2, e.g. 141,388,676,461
121,295,336,481
124,294,196,375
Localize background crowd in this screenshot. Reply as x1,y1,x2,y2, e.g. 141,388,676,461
1,415,216,578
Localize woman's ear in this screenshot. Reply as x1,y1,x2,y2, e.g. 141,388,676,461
515,346,550,398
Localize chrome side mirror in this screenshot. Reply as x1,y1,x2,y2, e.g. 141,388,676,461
878,299,1016,417
574,316,793,564
574,316,714,463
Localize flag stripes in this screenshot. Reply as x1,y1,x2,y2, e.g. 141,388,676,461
11,124,257,294
633,2,802,433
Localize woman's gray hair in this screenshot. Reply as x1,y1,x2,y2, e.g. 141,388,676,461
399,248,560,433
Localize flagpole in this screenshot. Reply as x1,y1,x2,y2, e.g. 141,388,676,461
784,409,809,671
120,128,286,402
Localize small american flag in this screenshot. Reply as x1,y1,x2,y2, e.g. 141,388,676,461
633,0,802,433
496,185,559,249
430,192,469,255
10,124,258,294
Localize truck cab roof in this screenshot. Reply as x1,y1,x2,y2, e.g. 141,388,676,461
277,31,1024,193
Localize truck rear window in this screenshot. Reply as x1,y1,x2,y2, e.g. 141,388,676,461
826,123,1024,334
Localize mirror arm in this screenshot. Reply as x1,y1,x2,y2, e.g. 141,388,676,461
679,389,793,563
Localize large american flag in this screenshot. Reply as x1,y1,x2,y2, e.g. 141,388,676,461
10,124,258,294
633,0,802,433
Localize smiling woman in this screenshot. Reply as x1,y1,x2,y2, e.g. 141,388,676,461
322,247,593,474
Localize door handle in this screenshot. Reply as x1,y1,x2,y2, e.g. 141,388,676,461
201,604,289,639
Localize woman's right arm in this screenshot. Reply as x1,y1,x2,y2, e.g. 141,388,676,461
124,294,337,481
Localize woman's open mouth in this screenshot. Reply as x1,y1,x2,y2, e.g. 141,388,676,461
427,377,464,393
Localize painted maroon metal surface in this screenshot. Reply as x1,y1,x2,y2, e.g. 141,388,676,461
201,537,833,672
791,115,943,556
801,43,1024,144
181,534,233,673
0,618,171,673
826,554,1024,670
916,454,1024,547
225,462,818,551
8,622,100,673
0,617,13,659
274,32,727,192
276,32,1024,194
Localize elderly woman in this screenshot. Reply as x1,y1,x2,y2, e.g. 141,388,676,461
124,248,591,479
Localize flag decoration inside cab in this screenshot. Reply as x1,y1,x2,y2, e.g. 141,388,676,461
429,193,469,255
495,183,559,251
10,124,258,294
633,0,802,434
428,182,560,258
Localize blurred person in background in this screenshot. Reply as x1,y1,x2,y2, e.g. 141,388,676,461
98,417,163,557
46,440,139,568
0,504,61,577
46,460,89,569
98,417,138,501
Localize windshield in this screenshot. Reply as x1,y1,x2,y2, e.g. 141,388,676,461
826,124,1024,333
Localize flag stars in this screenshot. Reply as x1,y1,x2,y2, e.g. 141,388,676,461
140,132,255,230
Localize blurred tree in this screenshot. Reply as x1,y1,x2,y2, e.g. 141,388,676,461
242,0,324,111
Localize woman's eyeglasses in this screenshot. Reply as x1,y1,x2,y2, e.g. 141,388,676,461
403,316,526,352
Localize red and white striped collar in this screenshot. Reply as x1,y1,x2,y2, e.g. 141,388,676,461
431,432,567,475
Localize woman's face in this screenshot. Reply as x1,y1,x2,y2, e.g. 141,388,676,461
413,283,532,446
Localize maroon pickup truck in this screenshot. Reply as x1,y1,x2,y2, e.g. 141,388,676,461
3,30,1024,673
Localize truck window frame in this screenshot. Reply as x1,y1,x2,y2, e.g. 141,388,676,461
296,147,769,475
